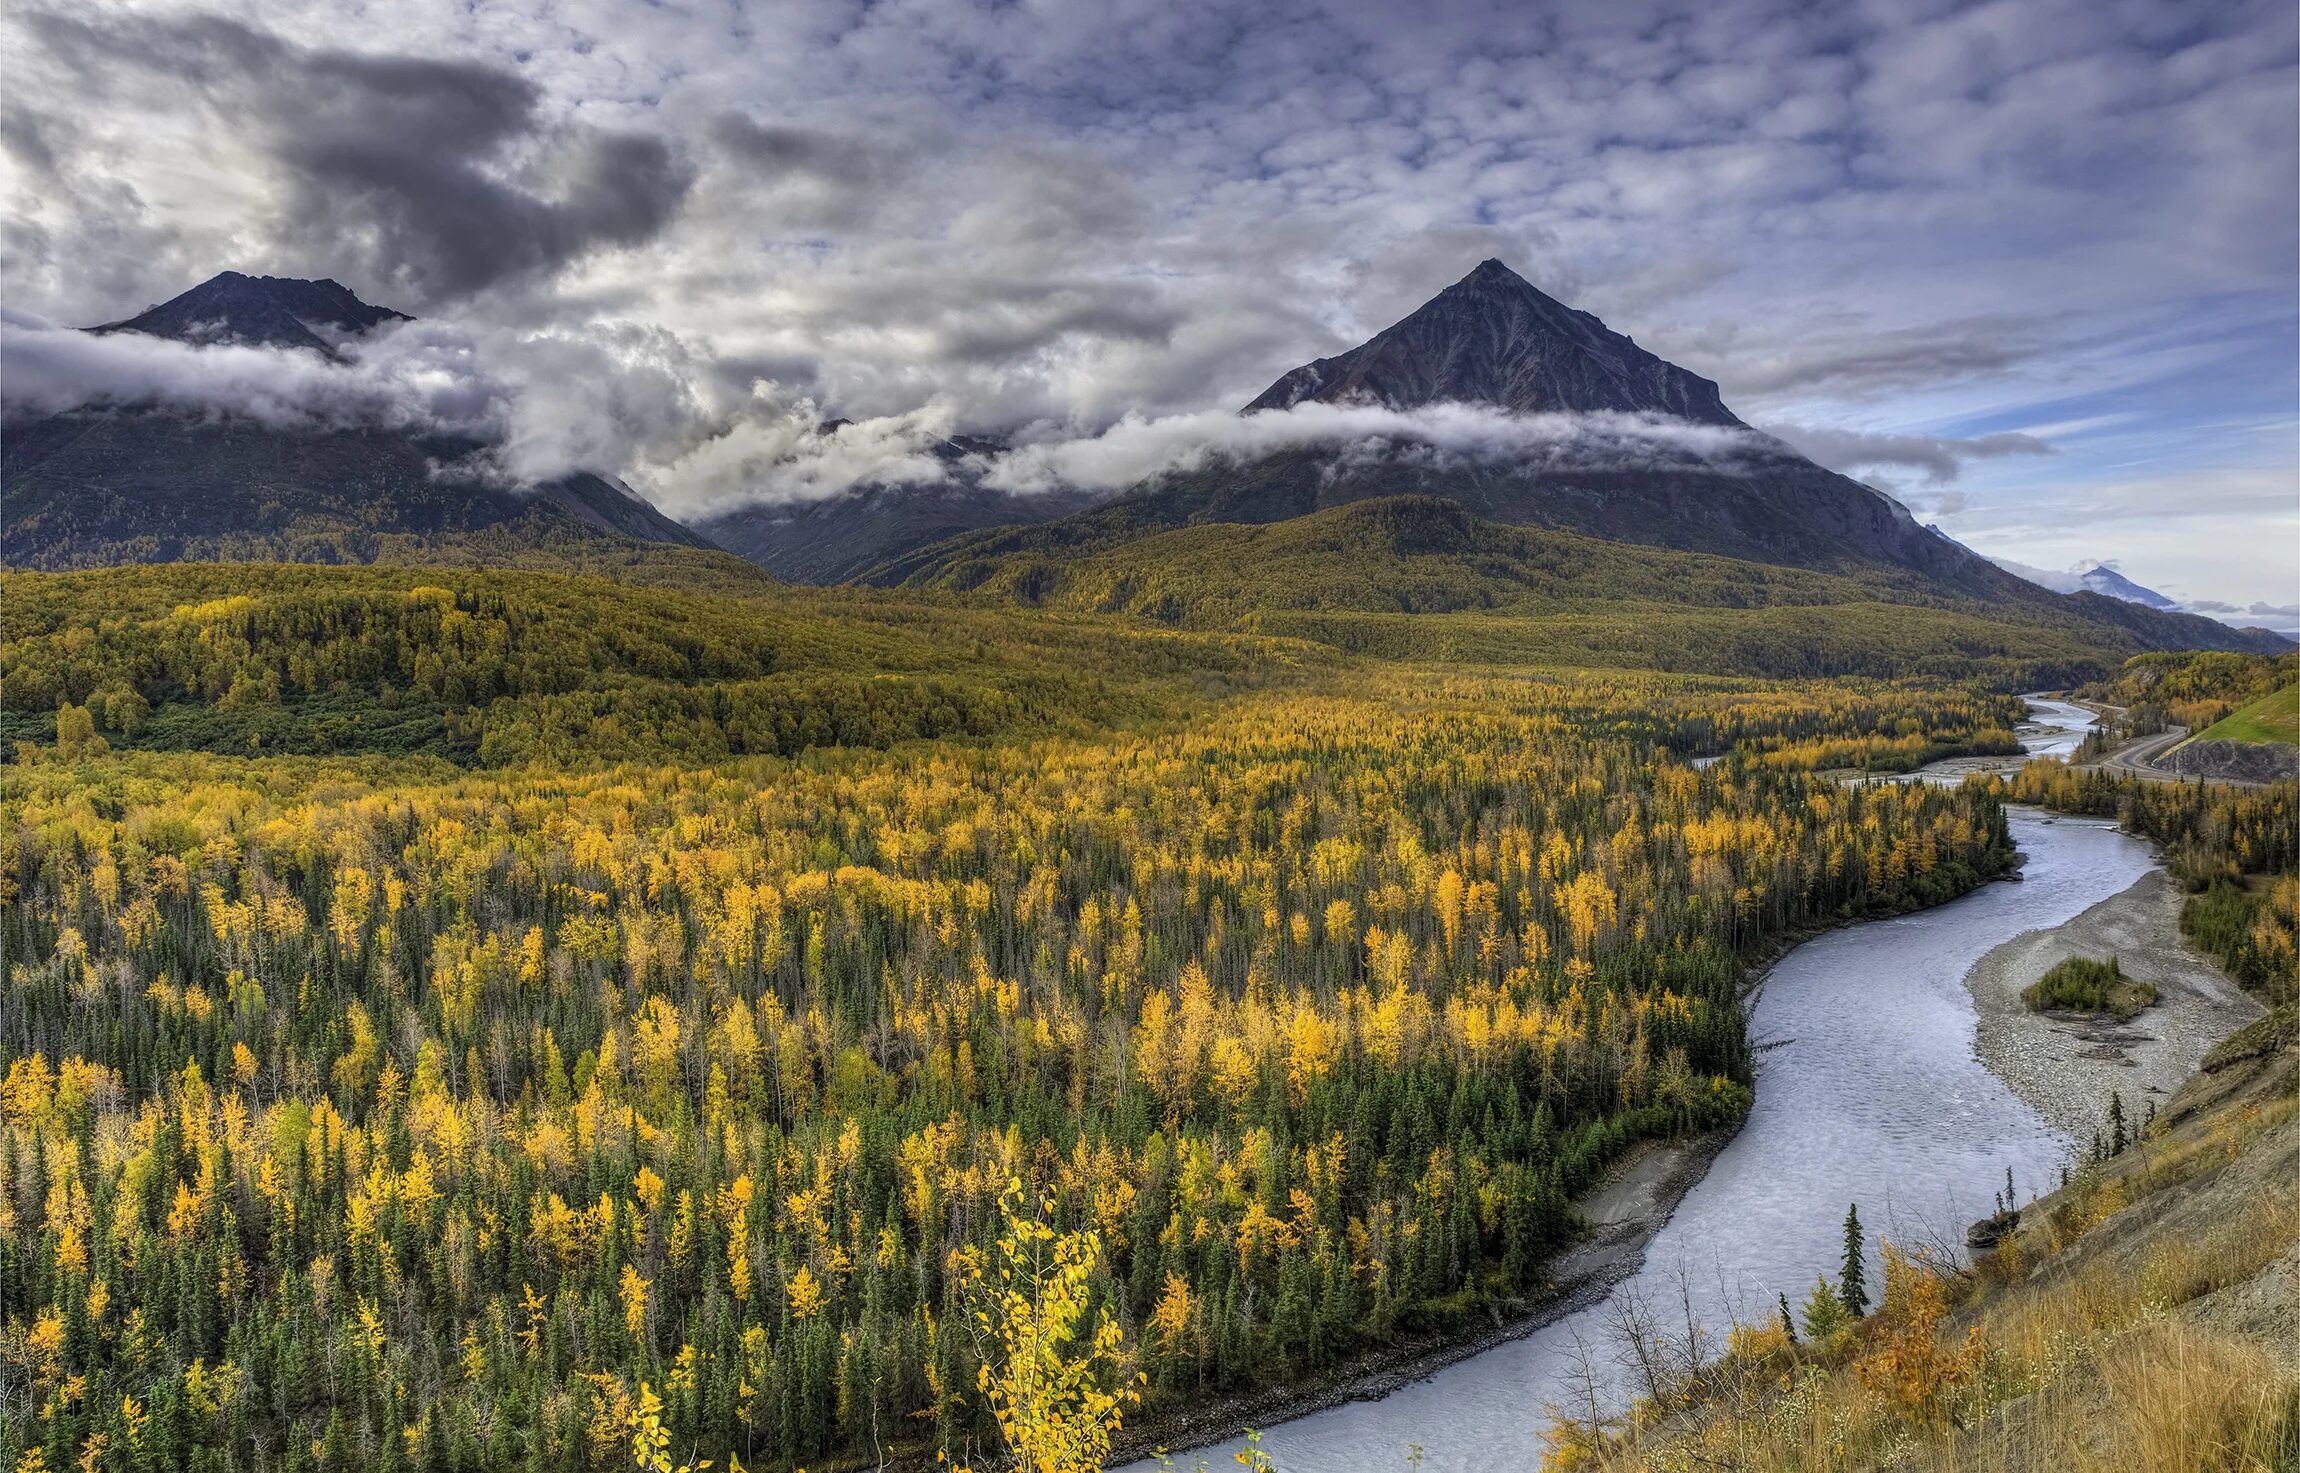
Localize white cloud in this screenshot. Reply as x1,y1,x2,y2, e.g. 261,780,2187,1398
984,403,1763,494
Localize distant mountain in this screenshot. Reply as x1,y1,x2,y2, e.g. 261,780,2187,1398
2074,561,2179,610
694,429,1096,583
1992,556,2181,610
3,272,719,570
880,260,2284,659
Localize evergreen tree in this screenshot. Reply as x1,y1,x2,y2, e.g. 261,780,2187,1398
1839,1203,1869,1318
1777,1292,1797,1344
2108,1092,2128,1156
1799,1275,1847,1341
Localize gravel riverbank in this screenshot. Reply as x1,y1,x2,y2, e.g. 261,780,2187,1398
1966,863,2263,1142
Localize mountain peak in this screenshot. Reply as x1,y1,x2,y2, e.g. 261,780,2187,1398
94,271,413,355
1242,259,1739,426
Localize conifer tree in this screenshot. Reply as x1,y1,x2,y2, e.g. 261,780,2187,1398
1839,1203,1869,1319
1799,1275,1847,1341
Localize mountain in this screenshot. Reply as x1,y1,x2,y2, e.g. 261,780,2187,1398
92,271,413,355
880,261,2285,660
1243,258,1739,424
1992,555,2181,610
2,272,724,572
693,429,1097,583
880,262,2018,590
2074,561,2179,610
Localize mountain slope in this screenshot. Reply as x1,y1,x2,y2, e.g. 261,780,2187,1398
2,272,724,572
897,493,2278,680
885,262,2008,590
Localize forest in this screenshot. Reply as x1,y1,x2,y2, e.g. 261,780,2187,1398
0,564,2271,1473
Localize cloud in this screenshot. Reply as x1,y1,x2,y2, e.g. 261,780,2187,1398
1762,422,2054,484
0,309,500,436
1,0,2291,606
1682,316,2055,403
18,12,693,305
2187,599,2300,620
982,402,1765,494
0,309,819,500
649,403,970,519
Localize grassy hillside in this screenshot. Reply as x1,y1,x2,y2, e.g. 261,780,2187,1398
1548,1010,2299,1472
890,496,2259,684
900,495,1943,614
2198,682,2300,746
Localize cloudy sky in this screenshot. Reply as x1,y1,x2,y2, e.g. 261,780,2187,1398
3,0,2295,616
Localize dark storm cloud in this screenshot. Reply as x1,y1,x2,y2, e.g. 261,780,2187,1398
0,107,61,178
21,13,693,304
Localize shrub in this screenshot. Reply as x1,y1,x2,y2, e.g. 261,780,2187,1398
2022,955,2156,1018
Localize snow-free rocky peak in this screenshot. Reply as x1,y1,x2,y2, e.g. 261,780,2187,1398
1243,259,1740,425
94,271,413,356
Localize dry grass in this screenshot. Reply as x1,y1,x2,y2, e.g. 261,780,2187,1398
1546,1056,2300,1473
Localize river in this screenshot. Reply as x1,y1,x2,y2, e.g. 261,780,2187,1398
1133,700,2143,1472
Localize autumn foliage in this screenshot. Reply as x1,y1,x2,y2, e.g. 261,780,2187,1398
0,571,2032,1472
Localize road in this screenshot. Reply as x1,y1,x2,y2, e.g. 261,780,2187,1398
2092,723,2192,782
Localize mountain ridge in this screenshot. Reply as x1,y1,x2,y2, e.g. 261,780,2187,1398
4,272,720,570
92,270,414,356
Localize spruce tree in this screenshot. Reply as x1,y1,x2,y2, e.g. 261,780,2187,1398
1778,1291,1798,1344
2108,1091,2128,1155
1799,1274,1847,1341
1839,1203,1869,1318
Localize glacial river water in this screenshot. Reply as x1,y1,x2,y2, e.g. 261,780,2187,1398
1133,701,2149,1472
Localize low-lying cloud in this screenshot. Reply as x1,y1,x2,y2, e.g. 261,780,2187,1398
1,308,788,496
983,402,1765,495
0,311,1783,516
1761,422,2054,485
2187,599,2300,621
